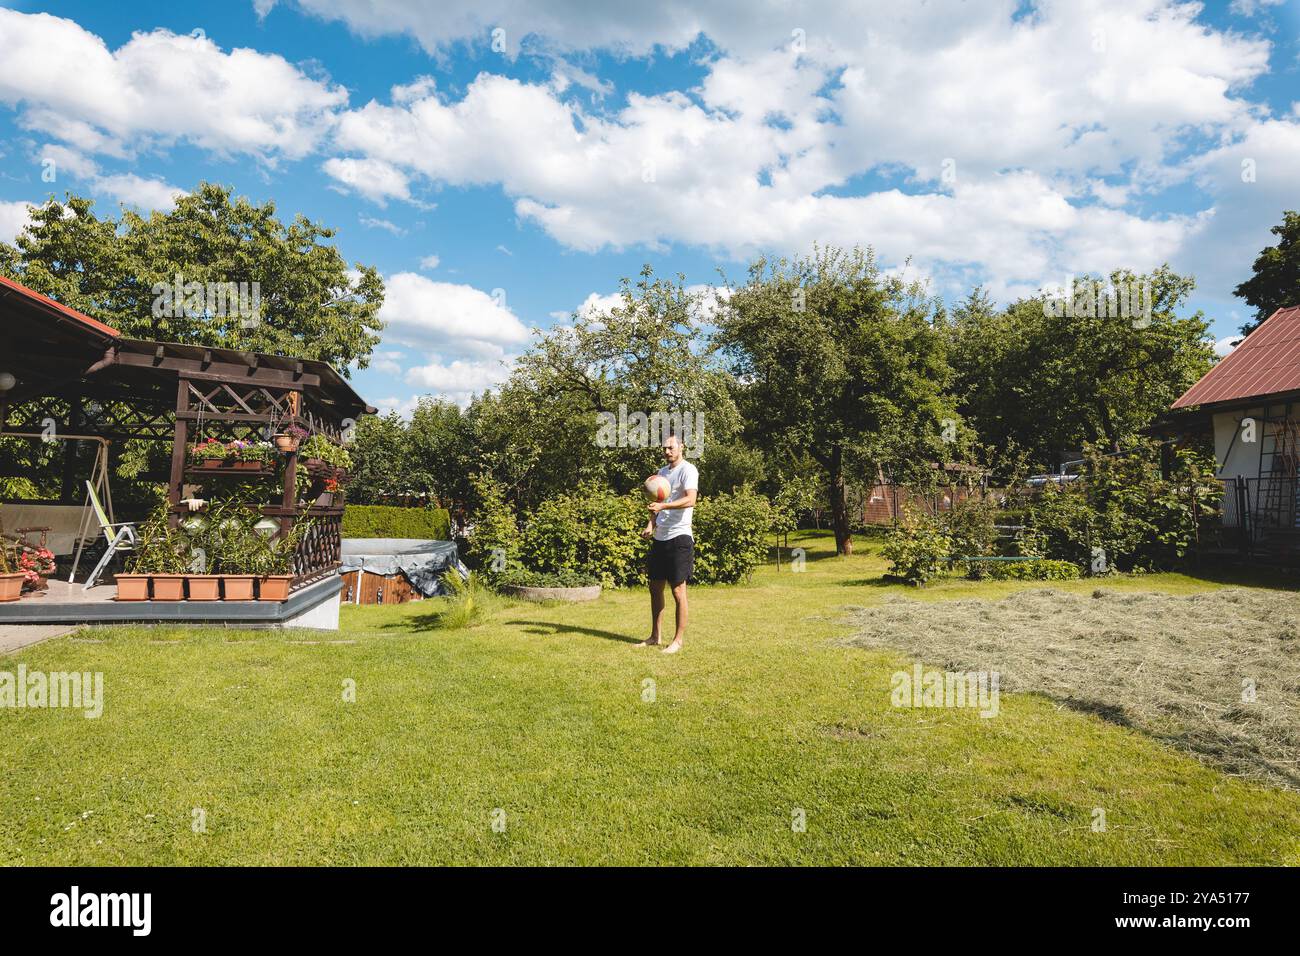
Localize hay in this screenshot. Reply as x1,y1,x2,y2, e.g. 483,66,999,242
843,588,1300,789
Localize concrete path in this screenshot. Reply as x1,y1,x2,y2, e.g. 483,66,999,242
0,624,77,654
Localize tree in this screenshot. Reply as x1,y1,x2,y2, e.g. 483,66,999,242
346,412,412,504
715,246,953,555
406,398,476,512
0,183,385,371
478,265,741,509
948,266,1214,469
1235,210,1300,336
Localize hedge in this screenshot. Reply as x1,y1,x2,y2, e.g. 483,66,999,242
341,505,451,540
472,482,773,587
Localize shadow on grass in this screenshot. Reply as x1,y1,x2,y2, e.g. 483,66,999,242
503,620,640,644
379,609,457,632
1057,697,1134,728
1175,560,1300,591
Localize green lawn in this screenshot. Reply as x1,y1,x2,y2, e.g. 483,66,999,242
3,530,1299,865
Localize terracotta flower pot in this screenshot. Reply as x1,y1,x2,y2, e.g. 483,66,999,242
257,575,294,601
221,575,256,601
0,572,25,602
201,458,224,468
114,574,150,601
186,575,221,601
232,460,263,471
151,574,186,601
272,434,301,453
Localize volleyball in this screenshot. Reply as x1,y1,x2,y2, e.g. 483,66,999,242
643,474,671,502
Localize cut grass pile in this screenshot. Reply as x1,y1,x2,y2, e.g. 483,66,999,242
844,587,1300,789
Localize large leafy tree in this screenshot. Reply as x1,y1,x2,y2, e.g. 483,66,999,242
948,266,1213,469
346,412,414,504
1235,210,1300,336
478,265,741,508
0,183,384,371
715,245,953,555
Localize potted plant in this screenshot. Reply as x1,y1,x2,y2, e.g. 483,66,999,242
189,439,228,469
227,440,274,471
179,515,221,600
0,511,25,602
17,544,56,592
300,433,353,474
126,505,188,600
212,508,261,600
254,519,310,601
316,477,340,508
272,424,309,454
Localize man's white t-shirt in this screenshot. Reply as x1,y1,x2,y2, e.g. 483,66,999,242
653,460,699,541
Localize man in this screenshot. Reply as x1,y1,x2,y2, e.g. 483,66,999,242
638,434,698,654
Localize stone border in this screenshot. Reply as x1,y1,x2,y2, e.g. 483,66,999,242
500,584,602,603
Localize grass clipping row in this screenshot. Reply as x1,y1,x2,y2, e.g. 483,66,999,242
843,588,1300,790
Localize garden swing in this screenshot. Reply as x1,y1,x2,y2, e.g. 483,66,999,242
0,431,116,583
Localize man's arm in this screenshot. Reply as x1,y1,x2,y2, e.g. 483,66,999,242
648,488,697,513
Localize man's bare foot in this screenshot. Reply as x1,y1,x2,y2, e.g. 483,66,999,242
635,638,661,647
662,640,682,654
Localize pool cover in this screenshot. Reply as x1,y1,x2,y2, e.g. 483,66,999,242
339,539,468,597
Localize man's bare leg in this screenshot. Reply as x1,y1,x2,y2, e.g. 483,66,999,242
662,581,687,653
637,578,666,646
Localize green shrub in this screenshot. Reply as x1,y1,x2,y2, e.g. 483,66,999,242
518,484,644,588
466,473,520,578
692,486,773,584
985,559,1081,581
496,568,601,589
342,505,451,540
881,511,952,586
434,572,502,629
474,481,774,589
943,496,999,578
1025,440,1221,573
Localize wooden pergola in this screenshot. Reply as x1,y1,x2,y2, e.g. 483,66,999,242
0,275,375,587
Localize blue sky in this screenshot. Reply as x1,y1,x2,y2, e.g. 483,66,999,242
1,0,1298,414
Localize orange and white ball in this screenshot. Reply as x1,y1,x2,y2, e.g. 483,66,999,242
643,474,671,502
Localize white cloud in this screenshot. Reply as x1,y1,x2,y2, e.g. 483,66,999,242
418,253,440,270
371,394,422,419
0,10,346,163
1180,113,1300,305
1214,336,1242,356
551,290,624,321
321,0,1267,297
322,156,410,204
359,215,406,236
405,357,513,406
378,272,531,357
0,199,33,243
92,172,185,211
370,349,406,375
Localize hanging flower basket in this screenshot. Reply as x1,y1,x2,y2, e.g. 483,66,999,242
273,426,308,453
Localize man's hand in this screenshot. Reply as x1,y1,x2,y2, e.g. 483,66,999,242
641,522,655,539
647,501,666,514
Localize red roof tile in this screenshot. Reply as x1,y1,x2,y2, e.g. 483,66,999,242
1172,305,1300,409
0,273,120,338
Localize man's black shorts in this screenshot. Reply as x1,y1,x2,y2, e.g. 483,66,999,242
647,534,694,584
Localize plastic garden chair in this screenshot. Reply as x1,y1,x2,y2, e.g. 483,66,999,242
82,480,138,591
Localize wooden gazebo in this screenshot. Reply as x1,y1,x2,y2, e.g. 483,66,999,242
0,274,374,591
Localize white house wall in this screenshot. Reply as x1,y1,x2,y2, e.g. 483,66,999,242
1213,408,1264,480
